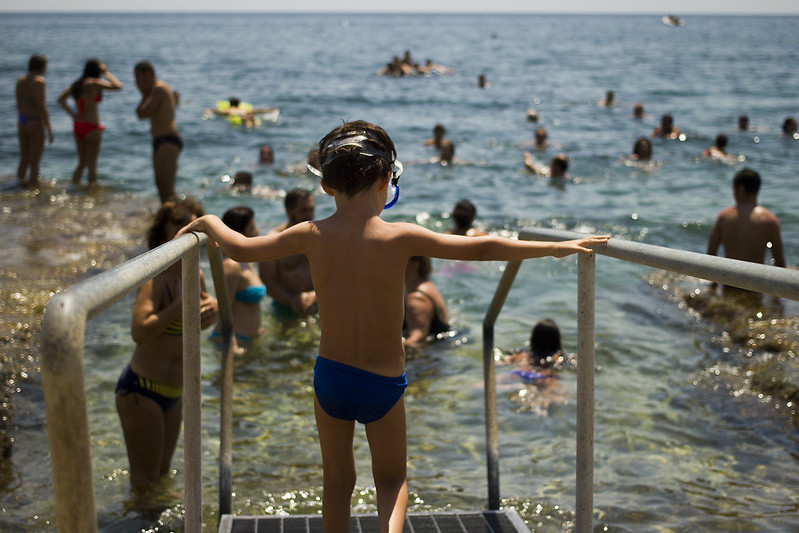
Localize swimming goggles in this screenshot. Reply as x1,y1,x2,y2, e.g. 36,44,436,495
308,134,404,210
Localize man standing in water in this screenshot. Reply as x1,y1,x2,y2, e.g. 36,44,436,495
16,54,54,185
707,168,785,268
134,61,181,203
259,188,318,318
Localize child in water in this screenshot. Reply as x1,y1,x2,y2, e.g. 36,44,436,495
505,318,574,416
177,120,609,532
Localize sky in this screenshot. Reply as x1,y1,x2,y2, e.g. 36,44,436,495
2,0,798,14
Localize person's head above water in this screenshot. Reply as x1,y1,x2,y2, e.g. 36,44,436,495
318,120,398,199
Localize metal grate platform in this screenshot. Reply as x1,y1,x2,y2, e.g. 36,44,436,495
219,509,529,533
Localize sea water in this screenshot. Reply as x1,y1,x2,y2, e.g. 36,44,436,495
1,12,798,532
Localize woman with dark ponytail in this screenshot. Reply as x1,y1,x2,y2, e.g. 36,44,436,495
57,58,122,186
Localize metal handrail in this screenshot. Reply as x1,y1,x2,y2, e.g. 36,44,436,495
482,227,799,532
40,233,235,532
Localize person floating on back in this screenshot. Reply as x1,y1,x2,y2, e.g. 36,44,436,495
177,119,609,533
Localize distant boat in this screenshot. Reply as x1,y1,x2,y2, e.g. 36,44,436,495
662,14,684,27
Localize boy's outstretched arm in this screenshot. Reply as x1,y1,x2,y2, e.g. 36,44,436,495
177,214,306,263
403,224,609,261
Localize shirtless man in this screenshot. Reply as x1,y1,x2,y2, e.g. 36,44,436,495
134,61,181,203
259,188,317,318
707,168,785,268
16,54,54,184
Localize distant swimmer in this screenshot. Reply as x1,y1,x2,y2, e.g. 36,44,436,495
707,167,785,269
430,139,458,165
478,73,489,88
203,97,278,129
782,116,798,138
704,134,737,162
631,137,652,161
57,59,123,186
134,61,182,203
259,144,274,164
15,54,54,185
738,115,754,132
524,151,569,179
533,127,549,150
632,102,648,119
445,199,487,237
526,108,540,123
422,124,447,149
598,90,615,107
652,114,681,139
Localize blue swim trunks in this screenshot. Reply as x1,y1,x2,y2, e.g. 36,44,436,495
313,355,407,424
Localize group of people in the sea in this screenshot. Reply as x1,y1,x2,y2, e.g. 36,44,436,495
15,54,183,203
377,49,454,77
13,49,794,532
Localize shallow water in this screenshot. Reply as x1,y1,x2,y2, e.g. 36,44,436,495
1,12,799,532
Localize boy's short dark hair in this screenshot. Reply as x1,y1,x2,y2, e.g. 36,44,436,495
318,120,396,198
28,54,47,72
733,167,761,195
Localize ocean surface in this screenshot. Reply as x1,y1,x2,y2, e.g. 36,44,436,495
1,12,799,532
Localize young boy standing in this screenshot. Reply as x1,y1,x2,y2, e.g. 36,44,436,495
178,120,609,533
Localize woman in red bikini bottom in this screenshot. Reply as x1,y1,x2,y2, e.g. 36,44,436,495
57,58,122,186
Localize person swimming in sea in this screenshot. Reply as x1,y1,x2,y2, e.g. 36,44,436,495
210,206,266,349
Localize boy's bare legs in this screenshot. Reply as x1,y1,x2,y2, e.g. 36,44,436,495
153,142,180,203
314,395,357,533
365,398,408,533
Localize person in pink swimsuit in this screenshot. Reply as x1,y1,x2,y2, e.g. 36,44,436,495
57,59,122,186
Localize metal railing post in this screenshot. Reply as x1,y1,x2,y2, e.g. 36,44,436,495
41,296,97,533
183,246,203,532
575,252,596,532
482,260,523,510
206,245,235,516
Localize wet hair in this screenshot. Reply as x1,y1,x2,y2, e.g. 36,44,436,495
318,120,396,198
452,199,477,228
285,187,313,209
147,198,203,250
433,124,446,138
733,167,761,195
439,140,455,163
738,115,749,130
222,206,255,235
28,54,47,72
71,58,102,100
633,137,652,160
551,154,569,174
529,318,562,366
229,98,240,107
232,171,253,190
408,256,433,277
134,61,155,76
782,117,797,135
714,134,728,150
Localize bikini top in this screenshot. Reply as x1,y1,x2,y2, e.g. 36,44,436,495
403,288,451,336
235,284,267,304
77,92,102,115
162,314,183,336
162,280,183,336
